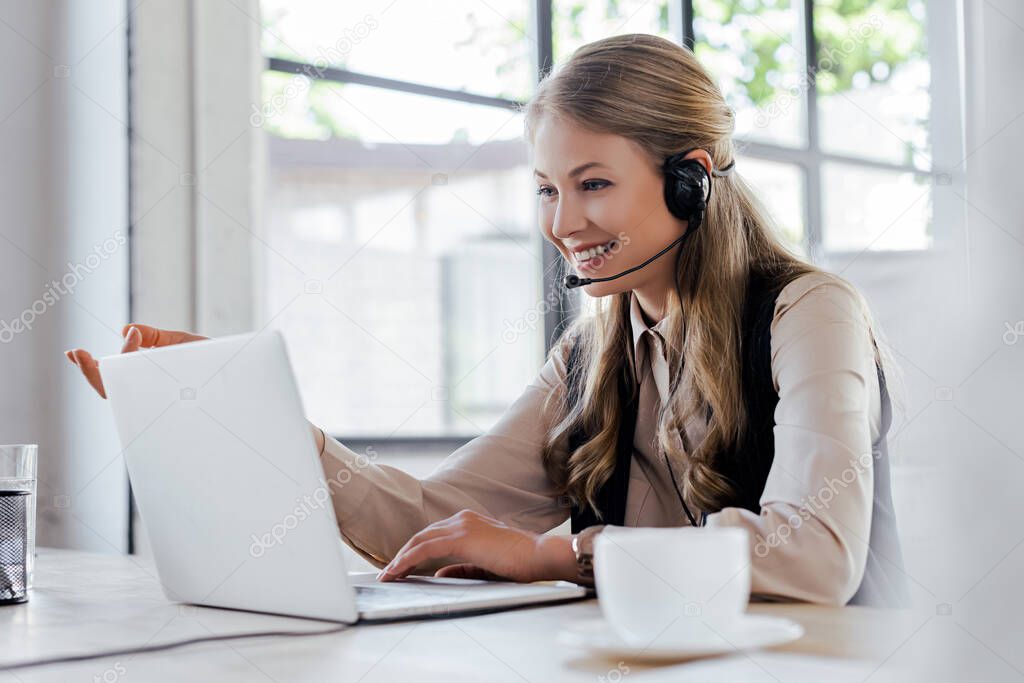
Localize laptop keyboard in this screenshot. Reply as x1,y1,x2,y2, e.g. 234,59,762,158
351,576,572,617
354,581,484,610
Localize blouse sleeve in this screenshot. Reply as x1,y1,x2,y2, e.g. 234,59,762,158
704,272,882,605
318,338,573,572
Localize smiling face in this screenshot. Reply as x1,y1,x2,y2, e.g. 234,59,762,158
531,115,693,307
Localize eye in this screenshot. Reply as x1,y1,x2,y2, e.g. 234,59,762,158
536,179,609,198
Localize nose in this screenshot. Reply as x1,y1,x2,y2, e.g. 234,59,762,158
550,194,587,242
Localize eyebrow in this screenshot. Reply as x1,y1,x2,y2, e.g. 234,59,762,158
533,162,609,180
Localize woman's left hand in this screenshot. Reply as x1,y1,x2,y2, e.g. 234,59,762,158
376,509,572,583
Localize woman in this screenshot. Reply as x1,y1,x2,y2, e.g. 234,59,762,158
67,34,907,607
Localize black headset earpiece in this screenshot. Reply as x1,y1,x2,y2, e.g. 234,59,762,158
662,149,735,232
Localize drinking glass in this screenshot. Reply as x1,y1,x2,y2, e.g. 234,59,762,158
0,445,37,588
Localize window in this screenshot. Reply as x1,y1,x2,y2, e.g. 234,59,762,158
552,0,672,60
257,1,546,441
691,0,942,258
255,0,954,442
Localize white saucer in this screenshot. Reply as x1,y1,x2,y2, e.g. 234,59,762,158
557,614,804,662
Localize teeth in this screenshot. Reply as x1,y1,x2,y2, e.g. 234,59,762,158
573,240,615,262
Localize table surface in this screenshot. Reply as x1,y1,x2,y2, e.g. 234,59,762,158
0,548,918,682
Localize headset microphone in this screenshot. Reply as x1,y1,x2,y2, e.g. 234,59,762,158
562,232,691,289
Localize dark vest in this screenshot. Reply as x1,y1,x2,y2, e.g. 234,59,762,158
565,268,909,607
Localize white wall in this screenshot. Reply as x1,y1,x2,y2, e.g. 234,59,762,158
838,1,1024,680
0,0,130,552
128,0,262,557
929,0,1024,679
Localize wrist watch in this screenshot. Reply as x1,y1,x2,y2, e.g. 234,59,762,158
571,524,605,587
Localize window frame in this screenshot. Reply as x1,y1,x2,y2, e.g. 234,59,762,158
260,0,961,447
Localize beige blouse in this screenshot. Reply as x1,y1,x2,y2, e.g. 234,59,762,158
318,271,884,605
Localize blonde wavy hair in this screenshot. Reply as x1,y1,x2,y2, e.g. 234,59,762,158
525,34,897,518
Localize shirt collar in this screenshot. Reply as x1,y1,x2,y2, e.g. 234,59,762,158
629,291,670,367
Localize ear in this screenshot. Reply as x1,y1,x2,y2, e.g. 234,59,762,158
683,149,713,179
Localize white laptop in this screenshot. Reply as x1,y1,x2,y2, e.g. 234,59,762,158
100,330,586,622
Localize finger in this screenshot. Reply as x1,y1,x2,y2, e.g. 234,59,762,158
386,520,461,570
434,564,502,581
71,350,106,399
120,324,206,348
121,326,142,354
378,538,457,582
65,350,77,366
378,527,453,582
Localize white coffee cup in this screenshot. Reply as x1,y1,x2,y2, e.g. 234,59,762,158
593,526,751,645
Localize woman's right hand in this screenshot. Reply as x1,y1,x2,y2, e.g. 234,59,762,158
64,324,208,399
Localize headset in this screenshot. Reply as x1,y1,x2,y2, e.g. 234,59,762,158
562,149,735,289
561,148,736,528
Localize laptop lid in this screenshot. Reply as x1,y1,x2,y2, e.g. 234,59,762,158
101,331,358,622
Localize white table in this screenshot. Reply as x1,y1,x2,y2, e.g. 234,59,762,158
0,548,917,682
